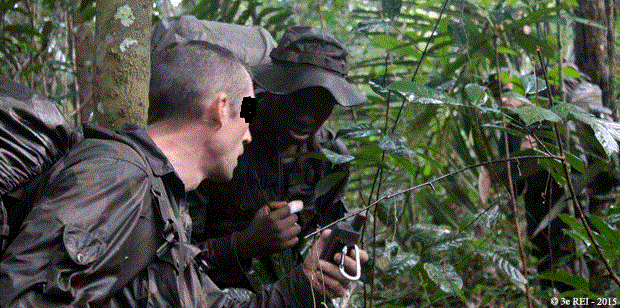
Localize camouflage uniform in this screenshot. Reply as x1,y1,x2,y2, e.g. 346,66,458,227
189,122,349,289
0,124,316,307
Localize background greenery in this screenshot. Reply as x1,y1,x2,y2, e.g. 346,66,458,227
2,0,619,307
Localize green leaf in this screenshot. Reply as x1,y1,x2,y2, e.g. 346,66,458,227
538,269,590,291
4,24,39,37
552,103,620,156
368,79,390,98
384,253,419,281
496,46,518,56
565,150,586,174
353,143,391,169
408,224,451,245
447,19,467,46
589,215,620,248
313,171,348,199
464,83,490,106
379,133,415,157
519,74,547,95
394,156,416,176
336,123,382,139
425,232,472,254
592,121,620,156
559,214,590,244
320,148,354,164
479,250,527,284
424,262,463,293
480,205,501,229
354,19,390,34
514,104,562,126
382,0,402,19
538,155,567,186
370,34,402,49
387,81,460,106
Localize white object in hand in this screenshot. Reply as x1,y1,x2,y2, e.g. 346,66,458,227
288,200,303,214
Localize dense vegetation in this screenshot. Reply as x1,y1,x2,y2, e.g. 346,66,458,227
1,0,619,306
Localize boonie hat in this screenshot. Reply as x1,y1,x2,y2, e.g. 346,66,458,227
253,26,366,107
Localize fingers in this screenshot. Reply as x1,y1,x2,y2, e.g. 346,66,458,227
270,204,291,220
306,260,351,298
267,201,288,211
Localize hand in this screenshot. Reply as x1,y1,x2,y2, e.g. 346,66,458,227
302,230,369,299
236,201,301,259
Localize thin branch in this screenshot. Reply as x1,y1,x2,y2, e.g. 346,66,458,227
493,29,532,307
305,154,561,239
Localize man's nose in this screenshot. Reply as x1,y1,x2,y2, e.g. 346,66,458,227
243,128,252,144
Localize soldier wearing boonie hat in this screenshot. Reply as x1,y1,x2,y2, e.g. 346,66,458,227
187,25,367,293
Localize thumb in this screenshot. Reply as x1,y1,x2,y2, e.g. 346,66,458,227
312,229,332,256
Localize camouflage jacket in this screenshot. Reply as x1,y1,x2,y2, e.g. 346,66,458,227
189,125,350,289
0,124,315,308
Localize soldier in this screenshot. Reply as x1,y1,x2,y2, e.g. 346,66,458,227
182,26,367,290
0,40,366,307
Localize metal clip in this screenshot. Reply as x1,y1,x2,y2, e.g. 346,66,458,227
338,245,361,281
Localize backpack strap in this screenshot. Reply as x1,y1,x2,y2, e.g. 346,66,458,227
82,124,199,265
82,124,207,306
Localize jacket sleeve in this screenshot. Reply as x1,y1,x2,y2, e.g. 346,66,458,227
219,265,320,308
0,139,156,307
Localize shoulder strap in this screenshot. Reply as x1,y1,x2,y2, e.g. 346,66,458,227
82,123,200,264
83,124,208,306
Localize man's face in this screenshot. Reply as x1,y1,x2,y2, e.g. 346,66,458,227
212,71,253,181
266,87,335,144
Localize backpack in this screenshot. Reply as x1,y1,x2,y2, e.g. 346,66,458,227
0,75,80,252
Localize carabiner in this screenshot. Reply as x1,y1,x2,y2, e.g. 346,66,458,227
338,245,361,281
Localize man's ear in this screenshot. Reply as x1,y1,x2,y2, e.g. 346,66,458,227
204,91,229,128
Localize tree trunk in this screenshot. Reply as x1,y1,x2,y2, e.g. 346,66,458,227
574,0,616,110
75,20,95,125
93,0,151,128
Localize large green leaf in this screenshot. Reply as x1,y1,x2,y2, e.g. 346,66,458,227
538,269,593,294
320,148,354,164
423,262,463,293
479,250,527,284
408,224,451,245
379,133,415,157
313,171,348,199
513,104,562,126
552,103,620,156
519,74,547,95
383,253,419,282
447,19,467,46
336,123,382,139
424,232,472,254
464,83,490,106
387,81,460,106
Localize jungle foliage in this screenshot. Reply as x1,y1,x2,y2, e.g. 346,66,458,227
1,0,619,307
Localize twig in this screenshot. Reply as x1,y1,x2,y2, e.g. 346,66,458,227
493,30,532,308
536,46,620,287
305,154,561,239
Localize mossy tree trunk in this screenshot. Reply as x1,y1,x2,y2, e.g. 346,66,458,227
93,0,151,128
